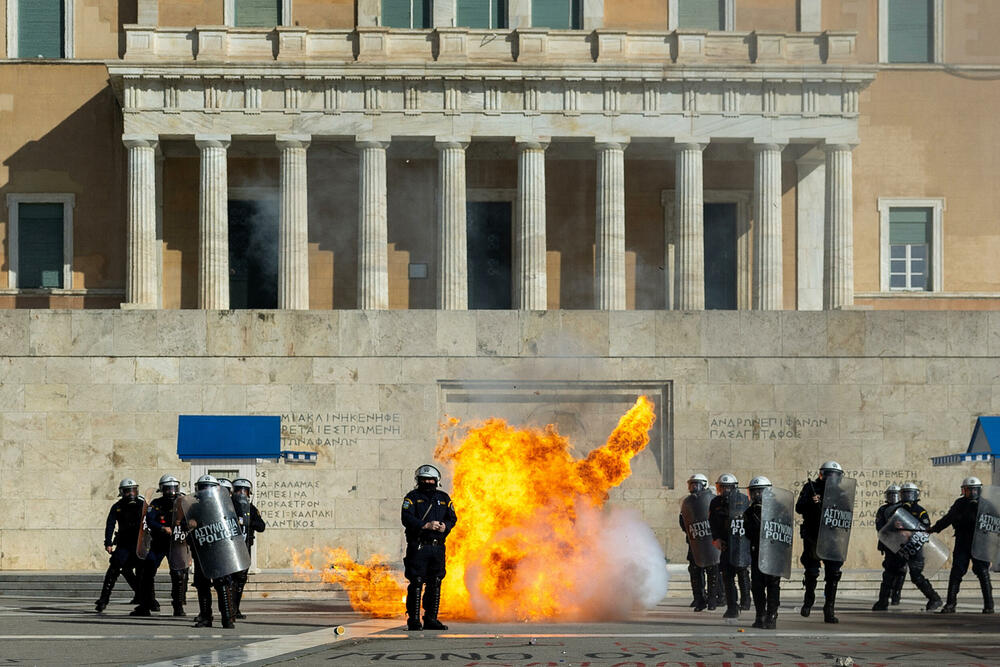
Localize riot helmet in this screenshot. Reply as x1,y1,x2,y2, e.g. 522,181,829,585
233,478,253,497
962,477,983,499
195,474,219,492
900,482,920,503
715,473,738,495
218,478,234,495
119,478,139,500
819,461,844,481
885,484,901,504
415,464,441,490
748,476,772,504
158,474,180,498
687,473,709,494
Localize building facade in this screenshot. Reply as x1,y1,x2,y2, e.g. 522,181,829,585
1,2,999,572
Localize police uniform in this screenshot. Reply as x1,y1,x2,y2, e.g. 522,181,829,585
709,492,749,617
678,511,717,611
401,485,457,629
96,496,144,612
134,494,189,615
745,500,780,628
873,496,901,609
231,498,266,618
795,477,842,622
930,494,994,613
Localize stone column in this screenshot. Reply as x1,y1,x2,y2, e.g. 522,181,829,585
673,141,708,310
595,140,627,310
751,142,785,310
277,134,310,310
795,151,825,310
196,135,231,309
123,135,159,308
823,143,856,309
436,139,469,310
357,138,389,310
515,138,548,310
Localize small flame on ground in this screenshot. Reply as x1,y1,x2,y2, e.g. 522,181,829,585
290,547,405,618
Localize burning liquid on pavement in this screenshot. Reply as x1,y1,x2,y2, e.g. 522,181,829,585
292,396,666,621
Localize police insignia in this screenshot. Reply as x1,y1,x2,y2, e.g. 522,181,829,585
402,498,412,509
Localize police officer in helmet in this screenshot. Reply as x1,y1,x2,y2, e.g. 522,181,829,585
188,475,238,628
873,482,942,611
401,464,457,631
795,461,846,623
873,484,902,610
679,473,718,612
745,476,781,629
132,474,187,616
930,477,994,614
709,473,749,619
230,478,266,619
95,479,145,612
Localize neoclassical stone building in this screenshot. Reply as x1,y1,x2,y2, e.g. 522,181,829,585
1,2,999,572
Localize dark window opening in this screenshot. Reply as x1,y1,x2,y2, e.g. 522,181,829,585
703,202,738,310
466,201,512,309
228,199,279,309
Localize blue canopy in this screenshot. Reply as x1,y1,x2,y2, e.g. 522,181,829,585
931,416,1000,466
177,415,280,460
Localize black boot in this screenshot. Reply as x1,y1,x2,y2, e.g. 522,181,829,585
800,573,818,617
179,569,189,606
913,573,942,611
422,580,448,630
170,570,186,617
406,582,423,631
977,569,994,614
823,576,841,624
95,567,117,613
217,581,235,629
690,567,707,612
714,569,725,606
872,575,892,611
193,587,213,627
705,566,719,610
723,572,739,618
234,574,247,619
890,573,904,605
738,570,752,611
940,576,961,613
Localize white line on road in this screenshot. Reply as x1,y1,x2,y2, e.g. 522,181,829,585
0,635,284,640
138,619,400,667
370,631,1000,640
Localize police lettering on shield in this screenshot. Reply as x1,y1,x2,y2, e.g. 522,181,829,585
193,517,242,546
823,508,853,530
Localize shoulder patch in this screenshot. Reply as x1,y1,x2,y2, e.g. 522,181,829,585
402,498,412,509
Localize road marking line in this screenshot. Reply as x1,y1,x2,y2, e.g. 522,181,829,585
138,619,400,667
368,631,1000,640
0,635,284,640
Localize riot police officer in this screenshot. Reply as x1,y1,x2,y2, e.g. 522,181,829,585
402,464,457,631
872,484,902,611
874,482,942,611
679,473,718,612
795,461,846,623
230,478,266,619
709,473,750,619
132,475,188,616
745,476,780,629
96,479,144,613
929,477,994,614
189,475,238,628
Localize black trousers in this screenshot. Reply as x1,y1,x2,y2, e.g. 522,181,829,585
719,563,747,610
800,538,843,581
137,552,165,609
404,542,447,618
950,548,990,580
750,561,780,618
103,546,141,595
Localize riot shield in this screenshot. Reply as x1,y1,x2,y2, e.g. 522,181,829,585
680,490,720,567
168,494,193,570
233,494,251,536
727,490,751,569
972,485,1000,564
177,486,250,580
759,487,795,579
816,476,856,562
877,507,949,578
136,489,155,559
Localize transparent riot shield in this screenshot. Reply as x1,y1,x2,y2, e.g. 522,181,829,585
877,507,949,579
168,493,193,570
759,487,795,579
727,490,751,569
816,476,856,562
176,487,249,580
972,485,1000,564
681,490,720,567
136,488,155,559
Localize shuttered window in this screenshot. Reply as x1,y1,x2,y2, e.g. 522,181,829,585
888,0,933,63
235,0,282,27
382,0,433,28
458,0,508,28
18,0,64,58
889,207,931,290
678,0,724,30
17,203,65,289
532,0,581,29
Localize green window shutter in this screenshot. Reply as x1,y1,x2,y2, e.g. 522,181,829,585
889,207,931,244
458,0,491,28
18,203,64,289
678,0,724,30
888,0,933,63
382,0,410,27
532,0,571,29
495,0,509,28
235,0,282,27
416,0,433,28
18,0,64,59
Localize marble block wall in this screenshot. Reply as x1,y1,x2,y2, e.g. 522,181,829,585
0,309,996,570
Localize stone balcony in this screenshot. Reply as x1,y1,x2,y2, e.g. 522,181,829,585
123,24,858,67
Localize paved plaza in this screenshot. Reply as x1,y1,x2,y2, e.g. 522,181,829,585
2,593,998,666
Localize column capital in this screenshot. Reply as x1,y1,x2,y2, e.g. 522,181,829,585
515,137,550,150
673,139,710,152
822,140,859,153
195,134,231,150
435,137,471,150
355,135,390,150
750,139,787,152
276,134,312,150
122,135,158,150
594,137,630,151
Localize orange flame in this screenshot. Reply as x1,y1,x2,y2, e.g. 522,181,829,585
292,396,657,621
290,547,406,618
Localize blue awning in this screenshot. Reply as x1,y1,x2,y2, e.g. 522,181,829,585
931,416,1000,467
177,415,281,460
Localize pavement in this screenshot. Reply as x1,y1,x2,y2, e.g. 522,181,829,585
1,593,998,666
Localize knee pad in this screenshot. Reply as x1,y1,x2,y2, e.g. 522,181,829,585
973,561,991,577
804,567,820,580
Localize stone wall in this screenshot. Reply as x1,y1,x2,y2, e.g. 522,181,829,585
0,309,994,570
